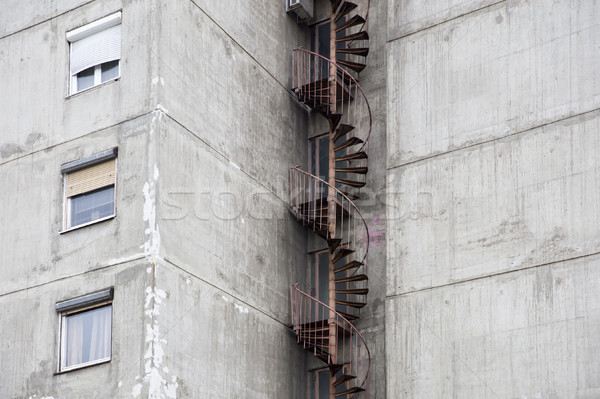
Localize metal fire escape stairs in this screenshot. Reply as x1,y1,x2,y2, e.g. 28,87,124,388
289,1,372,398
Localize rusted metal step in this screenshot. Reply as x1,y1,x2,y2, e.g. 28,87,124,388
334,136,363,152
327,113,343,129
335,177,366,188
337,310,359,321
334,2,358,23
329,363,344,376
333,123,355,142
336,31,369,43
333,373,357,387
336,151,367,162
335,166,368,174
334,260,363,273
328,238,342,253
335,299,366,309
336,14,365,32
336,287,369,295
338,59,366,73
337,47,369,57
333,247,355,263
335,274,368,283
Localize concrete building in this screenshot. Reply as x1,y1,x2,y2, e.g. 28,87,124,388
0,1,598,399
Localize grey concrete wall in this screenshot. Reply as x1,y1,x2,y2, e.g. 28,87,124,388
386,0,600,397
1,0,309,397
0,260,150,399
0,0,157,165
150,0,310,397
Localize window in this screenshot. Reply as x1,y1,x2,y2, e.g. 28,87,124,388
308,134,347,188
67,12,122,94
56,288,113,372
61,148,117,231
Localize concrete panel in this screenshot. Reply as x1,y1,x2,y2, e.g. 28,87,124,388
0,0,93,38
187,0,306,86
145,261,307,398
387,0,600,166
157,0,307,200
0,0,155,164
387,0,501,40
0,261,149,399
0,116,153,295
157,117,307,322
387,111,600,296
386,254,600,398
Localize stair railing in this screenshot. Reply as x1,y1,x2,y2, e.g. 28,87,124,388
290,283,370,398
289,166,369,269
291,48,372,157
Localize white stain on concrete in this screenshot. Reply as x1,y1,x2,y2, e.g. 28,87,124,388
132,383,142,397
142,164,161,257
151,76,165,86
106,253,146,267
234,303,249,314
140,286,179,399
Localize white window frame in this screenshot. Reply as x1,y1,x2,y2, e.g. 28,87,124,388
67,12,122,95
60,148,118,233
56,288,114,373
71,62,120,94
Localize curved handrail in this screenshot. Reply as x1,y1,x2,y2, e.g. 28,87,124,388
292,47,372,153
289,166,369,266
290,284,371,397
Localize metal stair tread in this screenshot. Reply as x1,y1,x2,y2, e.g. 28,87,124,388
333,373,357,387
336,31,369,43
335,274,368,283
335,177,366,188
335,299,366,309
338,59,367,73
336,151,368,162
336,14,365,32
334,1,358,23
334,260,363,273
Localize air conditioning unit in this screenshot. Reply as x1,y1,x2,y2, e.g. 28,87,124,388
286,0,313,20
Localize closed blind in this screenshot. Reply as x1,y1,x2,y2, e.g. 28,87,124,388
70,24,121,75
66,159,116,197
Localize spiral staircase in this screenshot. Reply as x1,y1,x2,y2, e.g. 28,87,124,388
288,1,371,398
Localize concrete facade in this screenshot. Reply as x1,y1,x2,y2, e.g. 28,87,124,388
1,0,598,399
386,1,600,398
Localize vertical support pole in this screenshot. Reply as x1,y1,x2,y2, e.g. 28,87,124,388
328,3,338,399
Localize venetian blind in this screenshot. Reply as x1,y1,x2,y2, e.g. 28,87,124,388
66,159,116,198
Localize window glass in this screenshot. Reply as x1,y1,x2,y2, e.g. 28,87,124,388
76,67,95,92
70,185,115,227
63,305,112,368
101,60,119,83
67,12,121,94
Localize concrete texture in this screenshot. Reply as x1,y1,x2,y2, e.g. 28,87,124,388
386,0,600,397
3,0,599,397
387,0,600,166
1,0,308,397
386,254,600,398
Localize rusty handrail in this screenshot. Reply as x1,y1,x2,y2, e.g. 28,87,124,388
289,166,370,265
292,47,372,153
290,283,371,397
